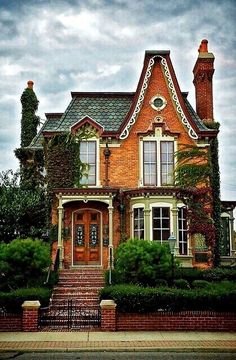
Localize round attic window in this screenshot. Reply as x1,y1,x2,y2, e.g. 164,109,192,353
150,95,167,111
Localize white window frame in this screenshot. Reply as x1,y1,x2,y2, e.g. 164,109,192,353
150,203,173,243
139,133,176,187
177,205,188,255
80,139,100,187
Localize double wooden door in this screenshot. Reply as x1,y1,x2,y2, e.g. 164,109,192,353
73,209,100,265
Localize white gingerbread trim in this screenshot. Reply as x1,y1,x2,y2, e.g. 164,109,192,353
119,55,198,140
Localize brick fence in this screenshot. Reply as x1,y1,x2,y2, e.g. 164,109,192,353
100,300,236,331
1,300,236,332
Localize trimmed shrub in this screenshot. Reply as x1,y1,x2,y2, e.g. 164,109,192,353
0,287,51,313
192,280,211,289
100,284,236,313
173,279,190,289
112,239,178,286
0,238,51,289
155,279,168,287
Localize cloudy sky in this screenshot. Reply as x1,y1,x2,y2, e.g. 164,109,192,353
0,0,235,202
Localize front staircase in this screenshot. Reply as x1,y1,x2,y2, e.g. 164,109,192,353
39,268,105,330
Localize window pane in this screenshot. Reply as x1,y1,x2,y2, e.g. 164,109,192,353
161,141,174,185
133,208,144,240
178,207,188,255
152,207,170,242
80,141,96,185
143,141,157,186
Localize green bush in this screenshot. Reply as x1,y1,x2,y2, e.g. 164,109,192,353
0,287,52,313
173,279,190,289
0,238,51,289
202,268,236,282
112,239,178,286
155,279,168,287
100,283,236,313
192,280,211,289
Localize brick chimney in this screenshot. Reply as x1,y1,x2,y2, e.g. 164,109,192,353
193,39,215,121
27,80,34,89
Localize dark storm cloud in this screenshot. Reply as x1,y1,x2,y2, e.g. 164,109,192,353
0,0,235,201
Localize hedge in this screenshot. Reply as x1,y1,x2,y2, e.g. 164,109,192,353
0,287,52,313
100,284,236,313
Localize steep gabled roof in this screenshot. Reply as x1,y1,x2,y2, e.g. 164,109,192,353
29,49,217,148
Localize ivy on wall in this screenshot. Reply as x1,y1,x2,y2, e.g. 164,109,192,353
206,121,222,266
45,127,95,189
175,143,215,250
20,87,39,148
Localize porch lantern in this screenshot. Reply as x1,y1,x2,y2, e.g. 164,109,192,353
168,233,176,285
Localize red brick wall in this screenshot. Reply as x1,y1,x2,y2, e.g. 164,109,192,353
117,311,236,331
0,314,22,331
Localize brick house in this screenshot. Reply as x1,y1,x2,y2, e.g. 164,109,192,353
27,39,235,270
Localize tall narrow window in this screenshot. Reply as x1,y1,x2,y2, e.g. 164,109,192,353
178,207,188,255
143,141,157,186
133,208,144,240
161,141,174,185
152,207,170,242
80,141,96,185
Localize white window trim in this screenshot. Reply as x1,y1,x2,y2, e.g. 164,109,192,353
149,202,173,242
131,203,145,239
139,133,177,187
221,212,232,254
81,138,100,187
177,204,189,256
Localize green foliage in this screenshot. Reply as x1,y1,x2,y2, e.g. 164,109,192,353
46,131,94,189
208,129,222,266
14,148,44,190
0,170,47,242
175,144,211,187
20,87,39,148
0,238,51,289
173,279,190,289
175,144,216,249
113,239,178,286
192,280,211,289
100,283,236,313
0,287,51,313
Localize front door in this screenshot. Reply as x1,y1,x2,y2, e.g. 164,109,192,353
73,209,101,265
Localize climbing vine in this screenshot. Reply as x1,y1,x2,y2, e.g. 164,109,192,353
205,121,222,266
45,127,96,189
175,143,215,249
20,87,39,148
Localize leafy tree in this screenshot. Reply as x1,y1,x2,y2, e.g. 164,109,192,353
113,239,178,286
0,238,51,289
0,170,47,242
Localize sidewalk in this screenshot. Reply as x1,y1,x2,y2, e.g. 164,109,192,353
0,331,236,352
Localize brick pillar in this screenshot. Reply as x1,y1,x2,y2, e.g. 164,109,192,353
22,301,41,332
100,300,117,331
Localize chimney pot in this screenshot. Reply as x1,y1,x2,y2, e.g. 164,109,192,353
27,80,34,89
199,39,208,53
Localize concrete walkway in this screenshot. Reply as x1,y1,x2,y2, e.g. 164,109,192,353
0,331,236,352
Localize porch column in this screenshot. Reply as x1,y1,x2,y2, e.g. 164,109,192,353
57,193,64,269
108,194,114,269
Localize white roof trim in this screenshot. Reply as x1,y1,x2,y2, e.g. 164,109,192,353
70,115,104,132
119,55,198,140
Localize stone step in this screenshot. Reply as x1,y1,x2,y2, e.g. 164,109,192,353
58,279,104,286
53,286,102,292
